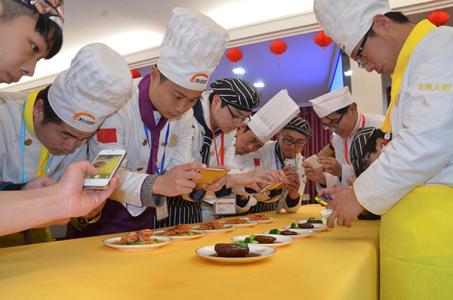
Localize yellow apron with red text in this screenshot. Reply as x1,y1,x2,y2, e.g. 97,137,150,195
380,186,453,299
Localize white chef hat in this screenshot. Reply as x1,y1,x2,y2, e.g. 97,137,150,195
48,43,132,133
313,0,390,56
309,87,354,118
248,90,300,143
157,7,229,91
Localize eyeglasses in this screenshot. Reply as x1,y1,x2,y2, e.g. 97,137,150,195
322,110,347,130
225,103,248,123
356,29,370,68
281,137,306,147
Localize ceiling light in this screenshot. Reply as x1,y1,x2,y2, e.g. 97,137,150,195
232,67,246,75
253,81,265,88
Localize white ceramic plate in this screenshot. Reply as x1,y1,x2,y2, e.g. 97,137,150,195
153,230,206,241
231,234,294,248
244,217,274,224
222,220,258,228
103,236,172,252
263,228,314,239
192,224,235,234
196,244,276,264
297,219,328,232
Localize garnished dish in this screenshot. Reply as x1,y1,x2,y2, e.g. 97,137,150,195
221,218,257,228
103,229,171,251
196,243,276,263
193,220,235,234
154,224,205,240
232,234,294,248
246,214,274,224
297,218,328,231
266,228,314,239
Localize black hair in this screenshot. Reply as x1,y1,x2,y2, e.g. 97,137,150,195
335,105,349,115
0,0,63,59
368,11,410,37
37,85,63,125
159,71,167,83
207,91,227,108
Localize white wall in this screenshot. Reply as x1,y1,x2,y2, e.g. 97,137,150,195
350,59,386,116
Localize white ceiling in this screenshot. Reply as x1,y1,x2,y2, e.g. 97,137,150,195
1,0,450,91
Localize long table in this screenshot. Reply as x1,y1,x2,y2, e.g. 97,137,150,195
0,205,379,300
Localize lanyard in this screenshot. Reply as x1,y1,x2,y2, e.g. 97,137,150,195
344,113,366,165
274,145,283,170
211,127,224,166
381,20,436,133
20,90,52,183
144,123,170,175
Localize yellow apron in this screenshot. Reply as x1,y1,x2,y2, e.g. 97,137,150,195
380,186,453,299
380,20,453,299
0,89,52,248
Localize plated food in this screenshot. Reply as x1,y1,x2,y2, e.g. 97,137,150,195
193,220,235,234
231,234,294,248
103,229,172,251
297,218,328,231
246,214,274,224
221,218,257,228
196,243,276,263
154,224,205,241
266,228,314,239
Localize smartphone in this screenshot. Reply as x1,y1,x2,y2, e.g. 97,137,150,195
304,154,322,169
192,168,228,185
314,194,333,207
83,149,126,189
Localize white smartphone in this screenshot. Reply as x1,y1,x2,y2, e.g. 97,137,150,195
304,154,322,169
83,149,126,189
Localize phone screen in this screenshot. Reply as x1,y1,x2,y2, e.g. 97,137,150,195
86,154,123,179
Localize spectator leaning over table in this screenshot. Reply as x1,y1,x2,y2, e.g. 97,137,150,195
314,0,453,298
66,7,231,238
303,87,383,189
0,43,133,247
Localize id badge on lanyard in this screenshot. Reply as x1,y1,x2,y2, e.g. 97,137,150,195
214,197,236,215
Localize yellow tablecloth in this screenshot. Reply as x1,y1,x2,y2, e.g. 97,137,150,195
0,205,379,300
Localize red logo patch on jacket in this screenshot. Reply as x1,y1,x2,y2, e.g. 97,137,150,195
96,128,117,143
253,158,261,166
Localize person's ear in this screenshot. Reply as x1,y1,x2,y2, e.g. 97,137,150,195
33,99,44,122
375,138,386,152
150,65,160,82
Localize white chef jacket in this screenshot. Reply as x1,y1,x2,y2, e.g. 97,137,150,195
88,84,194,215
354,26,453,215
233,140,306,213
323,112,384,187
0,91,87,183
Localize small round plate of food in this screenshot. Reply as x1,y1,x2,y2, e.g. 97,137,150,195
221,218,258,228
264,228,314,239
285,221,326,232
245,214,274,224
192,220,235,234
196,243,276,264
103,229,172,252
154,224,205,241
231,234,294,248
297,218,328,231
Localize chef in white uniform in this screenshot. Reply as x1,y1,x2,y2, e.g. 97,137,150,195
0,43,132,246
314,0,453,298
304,87,383,188
232,90,301,214
67,8,229,237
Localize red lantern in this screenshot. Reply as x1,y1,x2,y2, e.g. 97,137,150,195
314,31,333,50
131,69,141,79
226,48,243,64
269,40,288,57
428,10,449,27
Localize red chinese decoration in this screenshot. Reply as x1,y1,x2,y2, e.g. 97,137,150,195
428,10,449,27
314,31,333,50
130,69,141,79
269,39,288,58
226,48,244,64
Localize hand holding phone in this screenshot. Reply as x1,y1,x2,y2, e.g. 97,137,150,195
314,194,333,207
84,149,126,189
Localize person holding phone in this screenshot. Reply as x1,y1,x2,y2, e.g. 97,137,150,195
304,87,383,189
0,43,132,246
67,8,230,238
